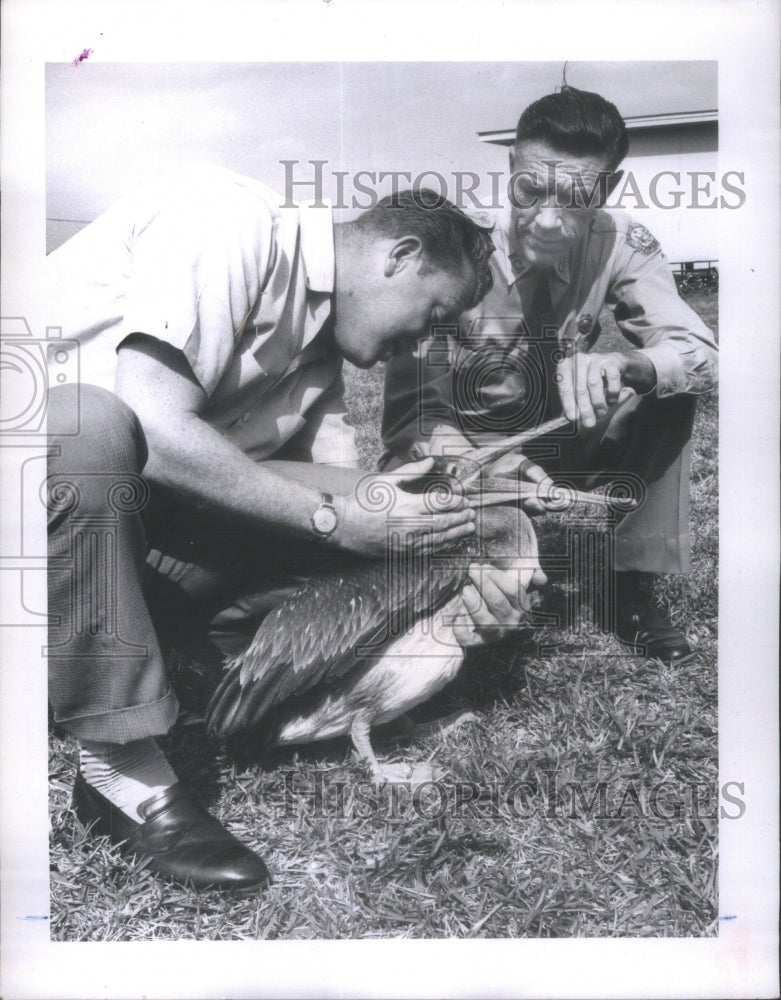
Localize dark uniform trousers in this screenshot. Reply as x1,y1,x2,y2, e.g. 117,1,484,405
382,377,696,578
47,384,352,744
527,389,695,576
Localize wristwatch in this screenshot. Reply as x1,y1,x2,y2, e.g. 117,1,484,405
311,492,338,539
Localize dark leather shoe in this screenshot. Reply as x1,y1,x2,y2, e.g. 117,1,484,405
72,771,270,890
614,573,693,664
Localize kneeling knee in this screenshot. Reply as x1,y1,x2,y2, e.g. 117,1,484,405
48,383,148,474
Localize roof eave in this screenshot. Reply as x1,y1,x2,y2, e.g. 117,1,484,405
478,109,718,147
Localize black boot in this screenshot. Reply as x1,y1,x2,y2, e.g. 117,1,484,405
613,571,693,664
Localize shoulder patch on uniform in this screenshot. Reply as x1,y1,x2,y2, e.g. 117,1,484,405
626,223,660,256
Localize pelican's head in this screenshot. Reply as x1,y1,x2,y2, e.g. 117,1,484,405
419,454,547,599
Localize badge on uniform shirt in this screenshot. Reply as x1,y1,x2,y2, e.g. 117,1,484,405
577,313,594,336
626,223,660,256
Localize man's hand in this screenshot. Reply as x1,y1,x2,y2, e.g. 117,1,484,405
334,458,476,559
451,562,547,647
556,349,656,428
411,426,555,515
409,424,472,461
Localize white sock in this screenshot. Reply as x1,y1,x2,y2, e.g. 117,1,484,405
79,737,178,822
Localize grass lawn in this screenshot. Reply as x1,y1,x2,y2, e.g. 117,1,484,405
48,290,718,941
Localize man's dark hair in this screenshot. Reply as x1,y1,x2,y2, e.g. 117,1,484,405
515,85,629,172
353,189,495,306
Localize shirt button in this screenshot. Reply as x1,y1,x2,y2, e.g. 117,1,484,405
242,412,251,423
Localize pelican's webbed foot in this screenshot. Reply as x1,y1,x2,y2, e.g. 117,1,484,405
350,711,478,786
367,760,445,785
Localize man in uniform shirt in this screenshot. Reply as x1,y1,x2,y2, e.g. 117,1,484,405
382,86,718,663
46,166,512,890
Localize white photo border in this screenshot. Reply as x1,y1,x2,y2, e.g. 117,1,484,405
1,1,778,998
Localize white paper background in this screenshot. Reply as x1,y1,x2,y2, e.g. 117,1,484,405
1,1,778,997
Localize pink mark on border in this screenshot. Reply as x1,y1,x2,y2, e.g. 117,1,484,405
73,48,93,67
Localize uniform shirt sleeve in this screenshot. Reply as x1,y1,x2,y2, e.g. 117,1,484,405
276,371,360,467
605,225,718,397
120,175,276,397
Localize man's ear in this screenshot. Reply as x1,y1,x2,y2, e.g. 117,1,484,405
384,236,424,277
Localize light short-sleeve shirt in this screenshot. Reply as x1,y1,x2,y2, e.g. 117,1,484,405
47,164,358,466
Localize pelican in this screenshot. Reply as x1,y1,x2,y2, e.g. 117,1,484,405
205,417,622,782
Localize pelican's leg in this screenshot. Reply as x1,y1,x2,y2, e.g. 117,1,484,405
350,714,442,786
349,713,383,773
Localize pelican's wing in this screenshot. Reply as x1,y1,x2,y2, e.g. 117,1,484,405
205,553,467,737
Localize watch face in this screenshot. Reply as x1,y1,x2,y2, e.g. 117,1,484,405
312,505,338,535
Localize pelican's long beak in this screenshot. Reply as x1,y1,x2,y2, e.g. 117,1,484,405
455,415,571,487
462,479,637,510
438,415,636,510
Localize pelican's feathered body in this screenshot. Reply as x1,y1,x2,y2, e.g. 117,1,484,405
247,598,466,749
206,428,555,780
206,533,473,739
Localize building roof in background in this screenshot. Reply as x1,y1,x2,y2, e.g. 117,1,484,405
478,109,718,147
46,219,89,254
